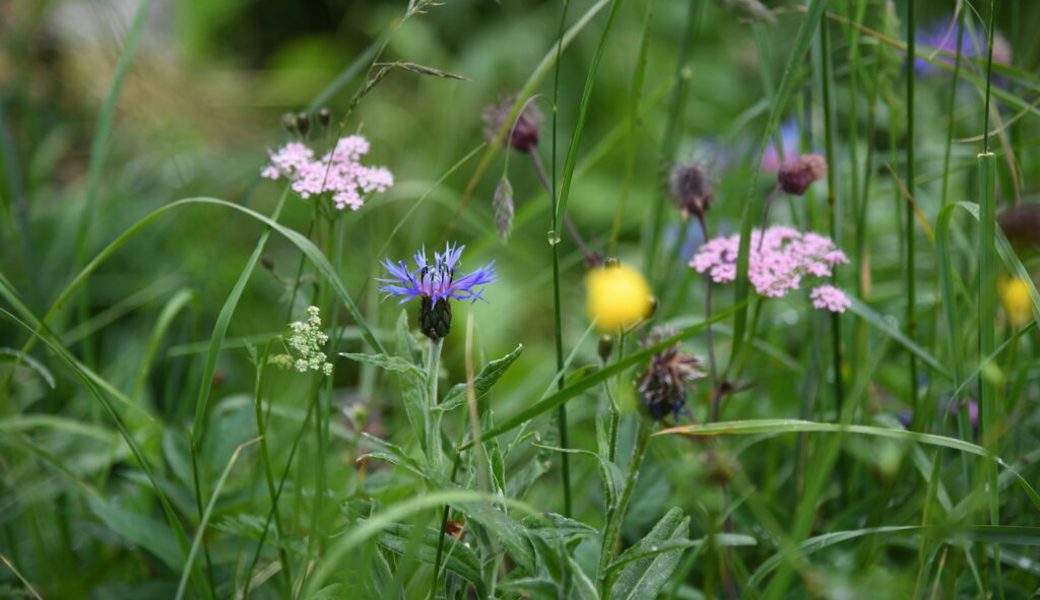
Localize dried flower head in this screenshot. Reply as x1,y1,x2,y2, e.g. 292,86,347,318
285,306,333,376
482,95,543,153
777,154,827,196
638,330,706,421
998,204,1040,252
691,226,851,312
378,243,496,340
668,161,713,220
585,263,654,332
261,135,394,211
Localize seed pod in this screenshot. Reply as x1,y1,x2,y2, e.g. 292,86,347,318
668,161,713,220
318,107,332,128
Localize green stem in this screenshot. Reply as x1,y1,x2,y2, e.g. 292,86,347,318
246,342,293,596
427,336,444,469
550,0,573,518
905,0,920,430
597,419,651,594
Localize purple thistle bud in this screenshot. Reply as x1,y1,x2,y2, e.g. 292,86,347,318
482,94,543,153
777,154,827,196
377,243,496,340
493,176,514,241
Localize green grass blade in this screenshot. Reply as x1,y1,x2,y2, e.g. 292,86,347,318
175,438,258,600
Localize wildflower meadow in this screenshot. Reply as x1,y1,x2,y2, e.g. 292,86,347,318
3,0,1040,597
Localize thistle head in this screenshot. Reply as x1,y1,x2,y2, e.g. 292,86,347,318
777,154,827,196
668,160,714,221
482,94,543,153
637,329,706,421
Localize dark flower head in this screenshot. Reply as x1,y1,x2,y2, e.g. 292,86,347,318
998,204,1040,253
378,243,496,340
482,94,543,153
777,154,827,196
637,330,706,421
668,160,714,220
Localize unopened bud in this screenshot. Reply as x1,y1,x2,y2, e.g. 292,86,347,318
296,112,311,137
318,107,332,128
598,334,614,363
282,112,298,135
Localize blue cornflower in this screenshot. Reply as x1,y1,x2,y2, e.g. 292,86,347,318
378,243,496,339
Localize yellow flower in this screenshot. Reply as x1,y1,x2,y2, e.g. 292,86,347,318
999,276,1035,328
585,264,653,332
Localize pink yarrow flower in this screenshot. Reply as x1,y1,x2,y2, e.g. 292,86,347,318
261,135,394,211
690,226,851,312
810,285,852,313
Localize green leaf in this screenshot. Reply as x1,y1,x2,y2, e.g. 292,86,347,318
438,344,523,413
87,495,184,571
341,352,426,381
376,523,486,596
455,502,537,574
609,507,691,600
522,512,597,541
657,419,1040,513
570,556,600,600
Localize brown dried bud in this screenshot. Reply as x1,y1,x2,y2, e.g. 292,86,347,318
482,95,543,153
998,204,1040,252
668,161,713,220
318,107,332,128
296,112,311,137
637,329,705,421
777,154,827,196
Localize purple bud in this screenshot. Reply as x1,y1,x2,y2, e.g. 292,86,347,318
778,154,827,196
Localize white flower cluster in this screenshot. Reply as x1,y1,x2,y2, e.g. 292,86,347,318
286,306,333,376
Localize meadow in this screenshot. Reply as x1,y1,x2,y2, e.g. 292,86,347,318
1,0,1039,597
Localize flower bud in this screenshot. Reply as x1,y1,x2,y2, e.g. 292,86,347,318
318,107,332,128
668,161,713,220
597,334,614,363
777,154,827,196
282,112,298,135
482,95,543,153
419,297,452,340
296,112,311,137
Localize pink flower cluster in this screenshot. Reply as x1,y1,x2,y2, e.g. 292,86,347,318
261,136,394,211
810,285,852,313
690,226,851,312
